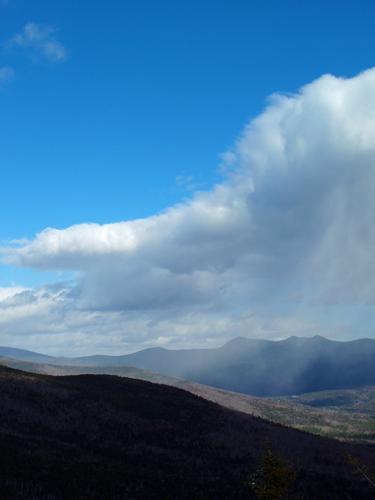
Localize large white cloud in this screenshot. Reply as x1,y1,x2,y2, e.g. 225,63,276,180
2,68,375,353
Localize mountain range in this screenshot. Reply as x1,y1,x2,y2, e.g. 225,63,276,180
2,335,375,396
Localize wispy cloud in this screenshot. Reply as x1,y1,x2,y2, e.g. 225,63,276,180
9,23,67,63
175,174,199,192
0,66,14,85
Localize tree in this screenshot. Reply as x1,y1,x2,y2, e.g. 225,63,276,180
249,447,296,500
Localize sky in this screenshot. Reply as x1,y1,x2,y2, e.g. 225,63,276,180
1,0,375,355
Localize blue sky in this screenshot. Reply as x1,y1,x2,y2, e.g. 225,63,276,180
1,1,375,354
2,1,375,239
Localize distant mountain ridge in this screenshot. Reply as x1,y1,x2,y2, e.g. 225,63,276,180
0,346,56,363
2,335,375,396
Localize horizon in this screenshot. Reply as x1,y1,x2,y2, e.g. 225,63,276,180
2,1,375,355
1,333,373,358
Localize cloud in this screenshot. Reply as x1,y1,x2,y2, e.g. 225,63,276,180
175,174,199,192
0,286,28,302
9,23,67,63
0,66,14,85
0,283,327,356
3,68,375,353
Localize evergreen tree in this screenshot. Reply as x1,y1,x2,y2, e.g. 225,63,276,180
249,447,295,500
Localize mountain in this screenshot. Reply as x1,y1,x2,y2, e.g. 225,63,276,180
1,356,375,443
0,346,56,363
3,335,375,396
0,364,375,499
0,355,180,383
60,335,375,396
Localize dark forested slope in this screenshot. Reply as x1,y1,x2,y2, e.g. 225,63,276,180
0,365,375,499
3,356,375,444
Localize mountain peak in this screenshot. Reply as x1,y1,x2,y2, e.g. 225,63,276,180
310,335,332,343
222,336,252,347
284,335,329,343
